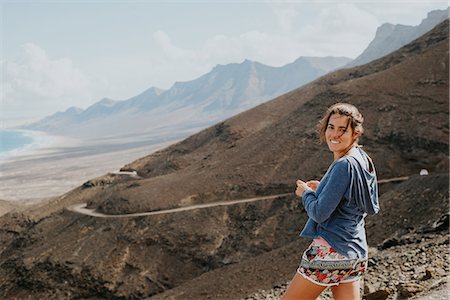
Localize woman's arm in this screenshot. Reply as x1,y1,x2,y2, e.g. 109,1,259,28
301,160,351,223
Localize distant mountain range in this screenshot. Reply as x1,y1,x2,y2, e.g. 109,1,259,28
22,7,448,141
347,7,448,67
22,56,351,139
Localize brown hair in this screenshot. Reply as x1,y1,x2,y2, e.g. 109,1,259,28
318,103,364,143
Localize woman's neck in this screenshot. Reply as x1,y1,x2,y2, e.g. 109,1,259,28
333,143,358,160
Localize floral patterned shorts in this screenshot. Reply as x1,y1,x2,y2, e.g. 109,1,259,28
297,238,368,286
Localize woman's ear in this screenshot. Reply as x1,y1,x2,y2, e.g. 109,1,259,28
353,130,361,138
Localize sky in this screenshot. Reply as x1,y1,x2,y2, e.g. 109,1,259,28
0,0,448,126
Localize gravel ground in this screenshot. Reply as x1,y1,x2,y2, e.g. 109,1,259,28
244,231,449,300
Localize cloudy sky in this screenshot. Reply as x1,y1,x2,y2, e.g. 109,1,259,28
1,0,447,126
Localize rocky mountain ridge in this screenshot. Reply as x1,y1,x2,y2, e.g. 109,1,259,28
347,7,448,67
22,56,350,139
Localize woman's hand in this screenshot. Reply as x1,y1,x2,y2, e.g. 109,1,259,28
306,180,320,191
295,179,310,197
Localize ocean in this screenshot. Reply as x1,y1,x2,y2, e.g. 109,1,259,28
0,130,35,157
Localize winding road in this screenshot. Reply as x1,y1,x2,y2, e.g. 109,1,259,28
67,175,410,218
67,193,292,218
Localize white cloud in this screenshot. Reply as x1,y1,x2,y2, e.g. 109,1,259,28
149,28,301,80
296,3,379,56
111,2,446,95
270,2,300,32
3,43,92,118
146,3,379,85
354,2,448,25
153,30,187,59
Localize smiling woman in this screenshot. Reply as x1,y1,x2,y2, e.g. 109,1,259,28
284,103,379,300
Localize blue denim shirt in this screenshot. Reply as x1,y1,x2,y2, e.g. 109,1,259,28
300,147,379,259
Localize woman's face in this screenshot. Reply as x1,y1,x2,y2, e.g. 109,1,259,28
325,114,357,159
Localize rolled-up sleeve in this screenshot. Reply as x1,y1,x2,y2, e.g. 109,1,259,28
301,160,351,223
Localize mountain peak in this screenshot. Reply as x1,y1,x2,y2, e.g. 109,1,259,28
292,56,352,73
213,59,257,71
65,106,83,114
375,22,396,36
426,7,449,19
138,86,166,97
97,98,117,106
346,8,448,68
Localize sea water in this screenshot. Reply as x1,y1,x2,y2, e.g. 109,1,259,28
0,130,35,157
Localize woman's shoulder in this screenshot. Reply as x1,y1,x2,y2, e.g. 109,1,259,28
334,156,353,167
330,155,365,176
329,157,353,175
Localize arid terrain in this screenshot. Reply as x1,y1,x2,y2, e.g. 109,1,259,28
0,20,448,299
140,173,448,300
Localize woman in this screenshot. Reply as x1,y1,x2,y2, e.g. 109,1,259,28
282,103,379,300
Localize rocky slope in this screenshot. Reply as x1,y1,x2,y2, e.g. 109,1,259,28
0,200,18,216
145,173,449,300
0,20,448,299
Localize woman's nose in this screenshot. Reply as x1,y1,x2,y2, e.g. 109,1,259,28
331,130,341,138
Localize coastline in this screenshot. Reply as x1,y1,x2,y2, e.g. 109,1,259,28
0,131,183,203
0,129,80,162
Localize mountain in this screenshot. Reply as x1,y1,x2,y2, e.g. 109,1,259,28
347,7,448,67
301,56,352,72
22,56,351,139
0,19,448,299
121,86,166,112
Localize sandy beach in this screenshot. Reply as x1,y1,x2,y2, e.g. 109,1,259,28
0,130,186,204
